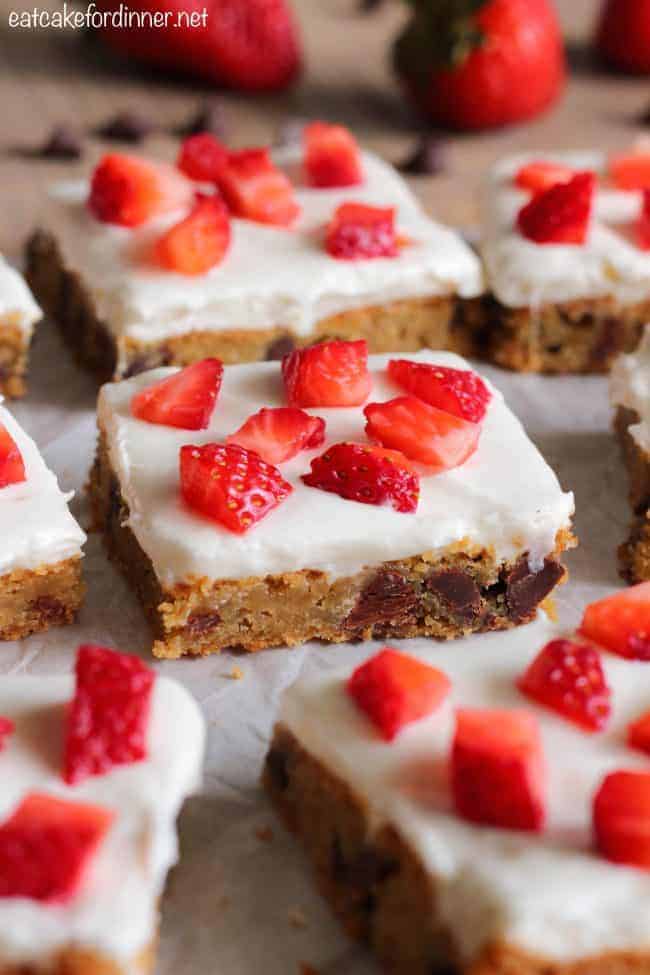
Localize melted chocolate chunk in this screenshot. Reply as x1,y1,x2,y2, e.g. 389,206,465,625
590,316,624,368
266,335,296,361
506,558,564,622
186,611,222,635
265,746,290,791
30,596,67,623
425,568,481,622
96,110,153,144
345,570,418,632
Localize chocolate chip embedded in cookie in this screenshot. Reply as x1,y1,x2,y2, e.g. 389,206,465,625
345,571,418,633
425,567,481,622
506,557,565,623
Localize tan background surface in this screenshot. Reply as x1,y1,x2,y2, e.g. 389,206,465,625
0,0,648,255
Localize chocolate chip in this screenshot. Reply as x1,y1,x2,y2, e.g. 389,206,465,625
96,110,153,143
265,746,290,791
40,125,83,160
425,568,481,622
345,570,418,632
30,596,67,624
266,335,296,360
506,558,564,623
590,316,626,369
177,100,227,139
398,136,445,176
186,611,222,635
275,116,308,148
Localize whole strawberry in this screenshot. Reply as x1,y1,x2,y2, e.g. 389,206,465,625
596,0,650,74
393,0,566,130
97,0,301,92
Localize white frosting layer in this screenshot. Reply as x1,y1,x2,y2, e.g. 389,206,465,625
97,351,574,587
0,255,41,339
610,324,650,452
0,674,205,967
0,400,85,575
47,148,483,347
279,616,650,964
481,150,650,308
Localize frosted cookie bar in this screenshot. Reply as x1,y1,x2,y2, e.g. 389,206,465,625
0,644,205,974
0,399,85,640
0,255,41,398
88,343,574,658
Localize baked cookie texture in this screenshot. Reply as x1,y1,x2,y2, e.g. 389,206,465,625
89,351,574,658
264,618,650,975
0,255,41,398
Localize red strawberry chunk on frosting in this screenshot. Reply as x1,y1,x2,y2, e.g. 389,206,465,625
304,121,364,188
63,644,155,785
364,395,480,471
387,360,491,423
347,647,450,741
282,339,372,407
628,710,650,754
515,160,575,193
637,190,650,251
326,202,398,259
0,717,14,750
180,442,292,533
594,770,650,869
610,151,650,191
0,422,26,489
226,407,325,464
218,147,300,226
88,153,193,228
517,639,611,732
580,582,650,660
131,358,223,430
451,708,546,832
177,133,229,183
517,171,595,245
302,442,419,513
155,195,231,275
0,793,114,902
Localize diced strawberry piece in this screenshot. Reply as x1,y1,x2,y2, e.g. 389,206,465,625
282,339,371,408
387,360,491,423
610,152,650,191
451,709,546,832
364,396,480,471
0,717,14,751
0,422,26,489
304,122,364,189
226,407,325,464
594,770,650,869
180,443,292,533
637,190,650,251
347,647,450,741
517,171,595,245
514,160,575,193
628,711,650,754
218,148,300,226
155,195,231,275
517,639,611,733
63,644,155,785
0,793,114,902
326,202,397,260
302,442,419,513
131,358,223,430
88,153,193,227
177,133,229,183
580,583,650,660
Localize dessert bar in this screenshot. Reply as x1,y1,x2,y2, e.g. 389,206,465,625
0,398,85,640
0,254,41,398
89,345,574,658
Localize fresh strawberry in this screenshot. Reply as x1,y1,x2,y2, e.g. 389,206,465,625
593,770,650,869
88,153,193,227
131,358,223,430
282,340,372,408
596,0,650,75
304,122,364,189
393,0,565,130
610,151,650,191
64,644,155,785
226,407,325,464
637,190,650,251
302,442,419,513
155,195,231,275
180,442,292,533
0,422,26,489
580,583,650,660
451,708,546,831
517,172,595,245
0,717,14,751
387,360,491,423
364,396,480,471
218,148,300,226
97,0,301,92
0,793,114,902
517,639,611,733
177,133,229,182
325,202,397,260
347,647,450,741
515,160,575,193
628,710,650,754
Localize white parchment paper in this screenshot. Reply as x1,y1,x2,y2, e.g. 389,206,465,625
3,312,631,975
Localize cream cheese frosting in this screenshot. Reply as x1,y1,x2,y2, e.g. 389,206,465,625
47,148,483,345
481,150,650,309
610,324,650,452
279,615,650,964
0,673,205,968
97,351,574,587
0,399,85,575
0,255,41,338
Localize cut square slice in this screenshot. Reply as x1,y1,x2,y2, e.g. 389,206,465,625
0,255,41,398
